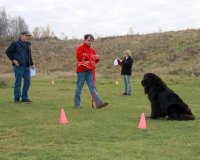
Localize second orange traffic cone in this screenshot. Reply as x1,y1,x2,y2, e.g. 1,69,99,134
52,80,55,84
138,112,147,129
115,80,119,84
59,108,69,125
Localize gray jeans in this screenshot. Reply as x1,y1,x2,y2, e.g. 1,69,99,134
123,75,131,94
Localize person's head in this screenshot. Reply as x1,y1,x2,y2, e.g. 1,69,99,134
123,50,132,58
20,31,32,42
84,34,94,46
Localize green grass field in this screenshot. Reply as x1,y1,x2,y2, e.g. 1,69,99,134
0,76,200,160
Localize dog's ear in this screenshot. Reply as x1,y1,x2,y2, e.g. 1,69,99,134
142,80,150,94
142,73,154,94
141,80,145,86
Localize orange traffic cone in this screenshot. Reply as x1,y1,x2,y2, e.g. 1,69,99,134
59,109,68,125
138,112,147,129
115,80,119,84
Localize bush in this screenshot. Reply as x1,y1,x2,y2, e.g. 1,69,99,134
0,79,7,88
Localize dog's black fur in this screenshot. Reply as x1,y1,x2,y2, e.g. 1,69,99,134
141,73,195,120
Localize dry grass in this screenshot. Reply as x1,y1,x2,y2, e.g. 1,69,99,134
1,29,200,77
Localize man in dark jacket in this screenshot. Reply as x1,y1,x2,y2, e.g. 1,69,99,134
6,31,35,103
118,50,133,95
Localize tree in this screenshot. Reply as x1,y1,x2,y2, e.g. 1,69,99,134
0,7,29,37
32,24,54,38
41,24,51,38
0,7,8,36
8,16,29,36
127,27,135,35
32,27,41,38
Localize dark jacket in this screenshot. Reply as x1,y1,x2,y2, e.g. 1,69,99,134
5,39,33,67
118,56,133,75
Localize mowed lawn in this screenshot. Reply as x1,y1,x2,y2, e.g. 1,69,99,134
0,76,200,160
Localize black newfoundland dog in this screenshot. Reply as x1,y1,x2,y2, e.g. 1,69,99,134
141,73,195,120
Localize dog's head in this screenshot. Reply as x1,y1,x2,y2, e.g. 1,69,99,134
141,73,165,94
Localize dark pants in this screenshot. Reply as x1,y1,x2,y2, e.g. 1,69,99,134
13,66,30,100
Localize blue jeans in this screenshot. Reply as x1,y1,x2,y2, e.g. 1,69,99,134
13,66,30,100
74,71,102,106
123,75,131,94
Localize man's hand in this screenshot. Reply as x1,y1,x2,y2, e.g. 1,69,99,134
93,55,100,61
13,59,20,66
30,64,35,69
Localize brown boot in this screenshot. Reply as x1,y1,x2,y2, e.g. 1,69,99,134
96,102,108,109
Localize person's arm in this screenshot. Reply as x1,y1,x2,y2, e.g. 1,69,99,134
27,43,34,67
30,55,35,68
30,56,34,66
29,49,34,67
5,42,20,66
92,50,100,63
94,55,100,63
76,47,89,62
5,41,16,61
117,59,123,65
122,57,133,67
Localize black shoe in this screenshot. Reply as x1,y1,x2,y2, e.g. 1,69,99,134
74,105,82,109
96,102,108,109
123,93,127,95
14,99,21,103
22,99,32,103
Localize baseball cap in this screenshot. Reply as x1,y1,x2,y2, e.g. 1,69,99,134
20,31,32,36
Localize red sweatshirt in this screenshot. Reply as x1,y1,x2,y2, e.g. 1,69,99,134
76,43,100,72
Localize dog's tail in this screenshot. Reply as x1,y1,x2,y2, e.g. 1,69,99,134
167,103,195,120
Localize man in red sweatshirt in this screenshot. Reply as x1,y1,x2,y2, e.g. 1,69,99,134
74,34,108,109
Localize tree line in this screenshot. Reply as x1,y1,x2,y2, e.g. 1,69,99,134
0,7,28,37
0,7,60,39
